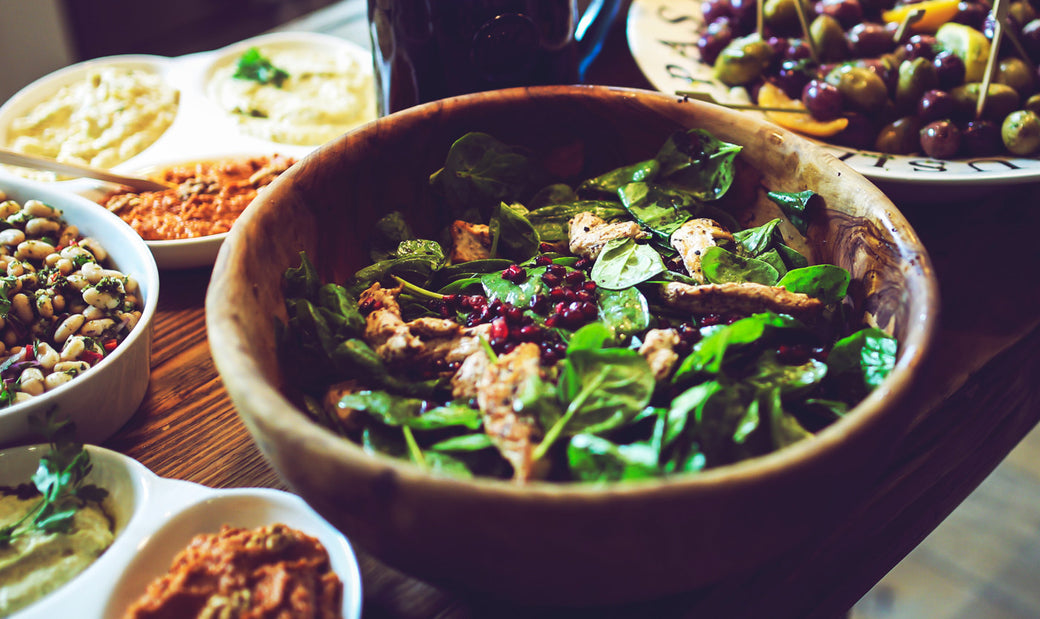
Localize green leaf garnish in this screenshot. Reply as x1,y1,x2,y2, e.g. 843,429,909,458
233,47,289,87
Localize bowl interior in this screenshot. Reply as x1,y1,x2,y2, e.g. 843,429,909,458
207,85,938,604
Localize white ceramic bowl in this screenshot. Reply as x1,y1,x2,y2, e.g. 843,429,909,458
0,31,375,270
0,176,159,446
1,444,363,619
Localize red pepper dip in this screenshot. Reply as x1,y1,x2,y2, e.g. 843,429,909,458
102,154,295,240
123,523,342,619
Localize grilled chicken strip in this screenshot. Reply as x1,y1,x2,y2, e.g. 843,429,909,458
568,211,649,260
670,218,734,283
449,220,492,263
638,328,681,381
475,342,547,483
660,281,824,320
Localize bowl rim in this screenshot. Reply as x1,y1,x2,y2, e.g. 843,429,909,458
207,83,940,498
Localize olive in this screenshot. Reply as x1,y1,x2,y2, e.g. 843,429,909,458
997,57,1037,98
903,35,937,61
933,51,966,91
1002,109,1040,155
950,82,1021,122
698,20,735,66
847,22,896,58
713,34,774,86
896,57,939,110
729,0,758,31
875,116,922,154
701,0,732,24
810,14,849,62
785,40,813,62
1022,20,1040,62
953,1,987,31
1010,1,1037,30
961,120,1003,156
935,22,991,82
815,0,863,30
826,64,889,113
919,120,963,158
802,79,844,120
776,59,813,99
764,0,809,36
917,89,954,124
1025,93,1040,115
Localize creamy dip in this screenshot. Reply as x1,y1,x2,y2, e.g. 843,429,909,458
0,491,114,615
4,67,179,182
210,46,375,146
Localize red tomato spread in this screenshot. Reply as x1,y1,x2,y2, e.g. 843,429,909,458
123,523,342,619
102,155,295,240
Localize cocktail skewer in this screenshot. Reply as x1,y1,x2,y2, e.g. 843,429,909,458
676,90,811,113
977,0,1010,119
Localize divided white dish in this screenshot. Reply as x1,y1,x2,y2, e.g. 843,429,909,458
2,444,363,619
0,31,375,269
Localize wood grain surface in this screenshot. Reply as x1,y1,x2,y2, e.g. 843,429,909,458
98,4,1040,618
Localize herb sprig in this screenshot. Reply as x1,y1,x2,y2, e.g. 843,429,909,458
0,410,108,547
233,47,290,87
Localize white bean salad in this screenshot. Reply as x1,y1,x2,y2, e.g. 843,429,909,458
0,191,142,407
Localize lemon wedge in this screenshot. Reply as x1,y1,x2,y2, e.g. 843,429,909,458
757,82,849,138
882,0,961,33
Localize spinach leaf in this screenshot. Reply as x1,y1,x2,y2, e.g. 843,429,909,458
566,322,614,353
767,190,817,235
590,238,666,290
554,347,655,436
655,129,742,201
283,252,320,301
567,434,660,482
481,265,548,307
316,283,365,338
490,202,540,261
429,132,549,218
766,387,813,449
672,312,805,380
617,182,698,238
596,285,651,339
776,265,850,305
577,159,660,198
233,47,289,87
827,327,898,391
525,201,628,243
371,211,417,261
529,183,578,208
700,246,780,285
347,256,439,296
662,381,722,451
429,434,494,452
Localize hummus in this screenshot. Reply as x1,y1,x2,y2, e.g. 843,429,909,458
4,67,179,181
209,46,375,146
0,489,114,615
123,523,342,619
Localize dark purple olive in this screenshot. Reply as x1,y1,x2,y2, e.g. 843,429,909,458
875,116,923,154
919,119,963,158
847,22,896,57
776,59,813,99
960,119,1003,156
933,51,966,90
701,0,732,24
903,35,937,61
953,1,987,30
832,113,876,149
729,0,758,32
1021,19,1040,63
815,0,863,30
917,89,954,123
697,20,734,65
802,79,845,120
785,39,813,61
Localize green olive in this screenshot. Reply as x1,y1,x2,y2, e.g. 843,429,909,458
810,15,848,62
713,35,774,87
896,57,939,109
997,57,1037,98
1002,109,1040,155
875,116,923,154
950,82,1021,122
825,64,889,114
764,0,809,33
1009,1,1037,27
1025,94,1040,116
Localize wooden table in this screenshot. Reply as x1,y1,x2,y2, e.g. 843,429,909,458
103,2,1040,617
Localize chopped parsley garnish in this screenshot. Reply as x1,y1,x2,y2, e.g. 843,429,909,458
0,409,108,546
233,47,289,88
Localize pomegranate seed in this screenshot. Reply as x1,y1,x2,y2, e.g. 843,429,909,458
505,306,524,323
575,290,593,303
563,289,576,303
542,272,561,288
549,287,567,302
582,280,598,292
490,317,508,340
519,325,540,341
574,258,591,270
564,270,585,287
546,264,565,278
442,294,459,307
535,255,553,267
539,242,557,252
545,315,561,328
580,302,598,320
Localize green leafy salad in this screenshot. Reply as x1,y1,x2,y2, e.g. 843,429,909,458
277,129,898,484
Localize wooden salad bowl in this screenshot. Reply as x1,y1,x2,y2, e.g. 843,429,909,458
205,85,939,605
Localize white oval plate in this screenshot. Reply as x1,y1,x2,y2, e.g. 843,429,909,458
0,31,376,269
2,445,363,619
625,0,1040,196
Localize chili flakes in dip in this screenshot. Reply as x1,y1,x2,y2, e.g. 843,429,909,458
102,154,295,240
123,523,342,619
